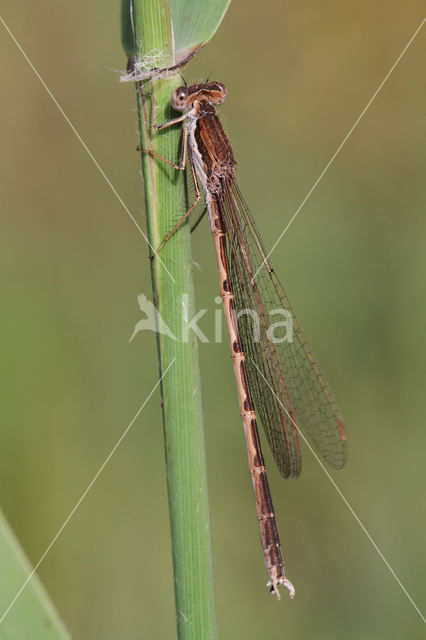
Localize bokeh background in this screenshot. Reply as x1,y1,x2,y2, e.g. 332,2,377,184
1,2,425,638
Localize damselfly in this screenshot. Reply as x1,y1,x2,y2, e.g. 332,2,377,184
140,81,347,599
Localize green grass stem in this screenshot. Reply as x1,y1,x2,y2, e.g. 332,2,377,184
123,2,218,638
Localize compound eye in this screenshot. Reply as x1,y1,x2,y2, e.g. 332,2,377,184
208,81,227,104
171,86,189,111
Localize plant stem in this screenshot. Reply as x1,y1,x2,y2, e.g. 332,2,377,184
128,1,217,637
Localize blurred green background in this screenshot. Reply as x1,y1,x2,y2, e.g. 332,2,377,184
1,2,425,638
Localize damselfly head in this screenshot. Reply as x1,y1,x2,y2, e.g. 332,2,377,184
171,82,227,112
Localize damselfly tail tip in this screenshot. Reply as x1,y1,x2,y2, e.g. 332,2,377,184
267,576,295,601
284,578,296,599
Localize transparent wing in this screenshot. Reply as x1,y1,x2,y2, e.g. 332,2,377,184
217,180,347,478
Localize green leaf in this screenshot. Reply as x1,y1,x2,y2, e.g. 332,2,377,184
121,0,231,63
121,0,137,55
0,511,70,638
170,0,232,59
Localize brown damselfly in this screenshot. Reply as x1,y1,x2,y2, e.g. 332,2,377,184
140,81,347,599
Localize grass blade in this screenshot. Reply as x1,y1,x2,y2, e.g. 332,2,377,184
0,512,70,638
